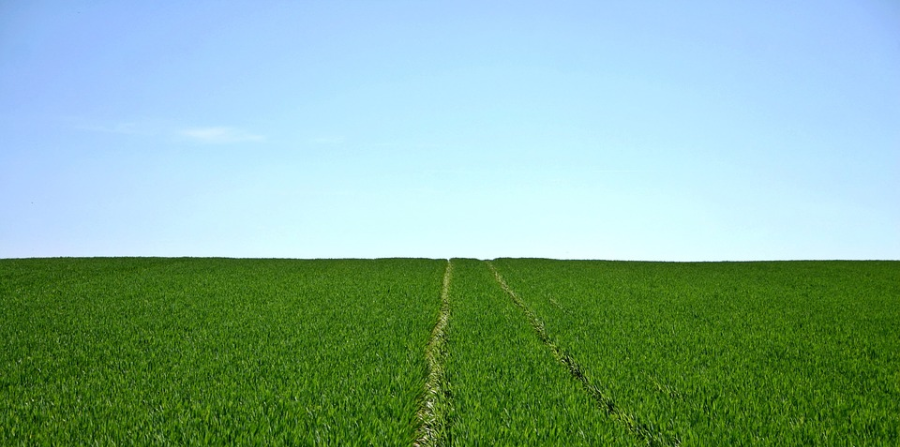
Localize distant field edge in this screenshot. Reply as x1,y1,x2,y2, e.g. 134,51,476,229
3,256,899,263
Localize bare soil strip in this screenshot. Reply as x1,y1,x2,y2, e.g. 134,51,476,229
414,260,453,447
486,261,679,447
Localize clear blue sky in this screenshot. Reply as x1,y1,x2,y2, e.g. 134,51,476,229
2,1,898,260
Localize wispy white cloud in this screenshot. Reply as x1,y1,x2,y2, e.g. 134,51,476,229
309,136,345,145
180,127,265,144
67,118,156,136
67,118,266,144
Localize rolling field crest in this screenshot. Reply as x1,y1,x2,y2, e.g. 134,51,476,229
2,258,898,445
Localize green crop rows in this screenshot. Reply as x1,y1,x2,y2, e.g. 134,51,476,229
2,258,898,445
0,258,445,445
444,259,630,445
491,259,900,446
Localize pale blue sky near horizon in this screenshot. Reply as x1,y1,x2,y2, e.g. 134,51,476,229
2,0,898,260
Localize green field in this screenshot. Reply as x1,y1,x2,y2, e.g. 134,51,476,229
2,258,898,445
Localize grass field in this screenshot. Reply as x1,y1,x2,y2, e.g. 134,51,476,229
2,258,898,445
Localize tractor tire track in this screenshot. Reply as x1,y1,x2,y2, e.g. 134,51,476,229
414,259,453,447
487,261,680,447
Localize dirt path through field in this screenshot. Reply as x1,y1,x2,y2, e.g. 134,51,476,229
487,261,677,447
414,259,452,446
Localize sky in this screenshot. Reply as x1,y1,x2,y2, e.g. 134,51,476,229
1,0,898,261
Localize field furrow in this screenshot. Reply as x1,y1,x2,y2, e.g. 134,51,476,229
492,259,900,446
445,259,633,445
487,261,677,446
415,259,452,447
